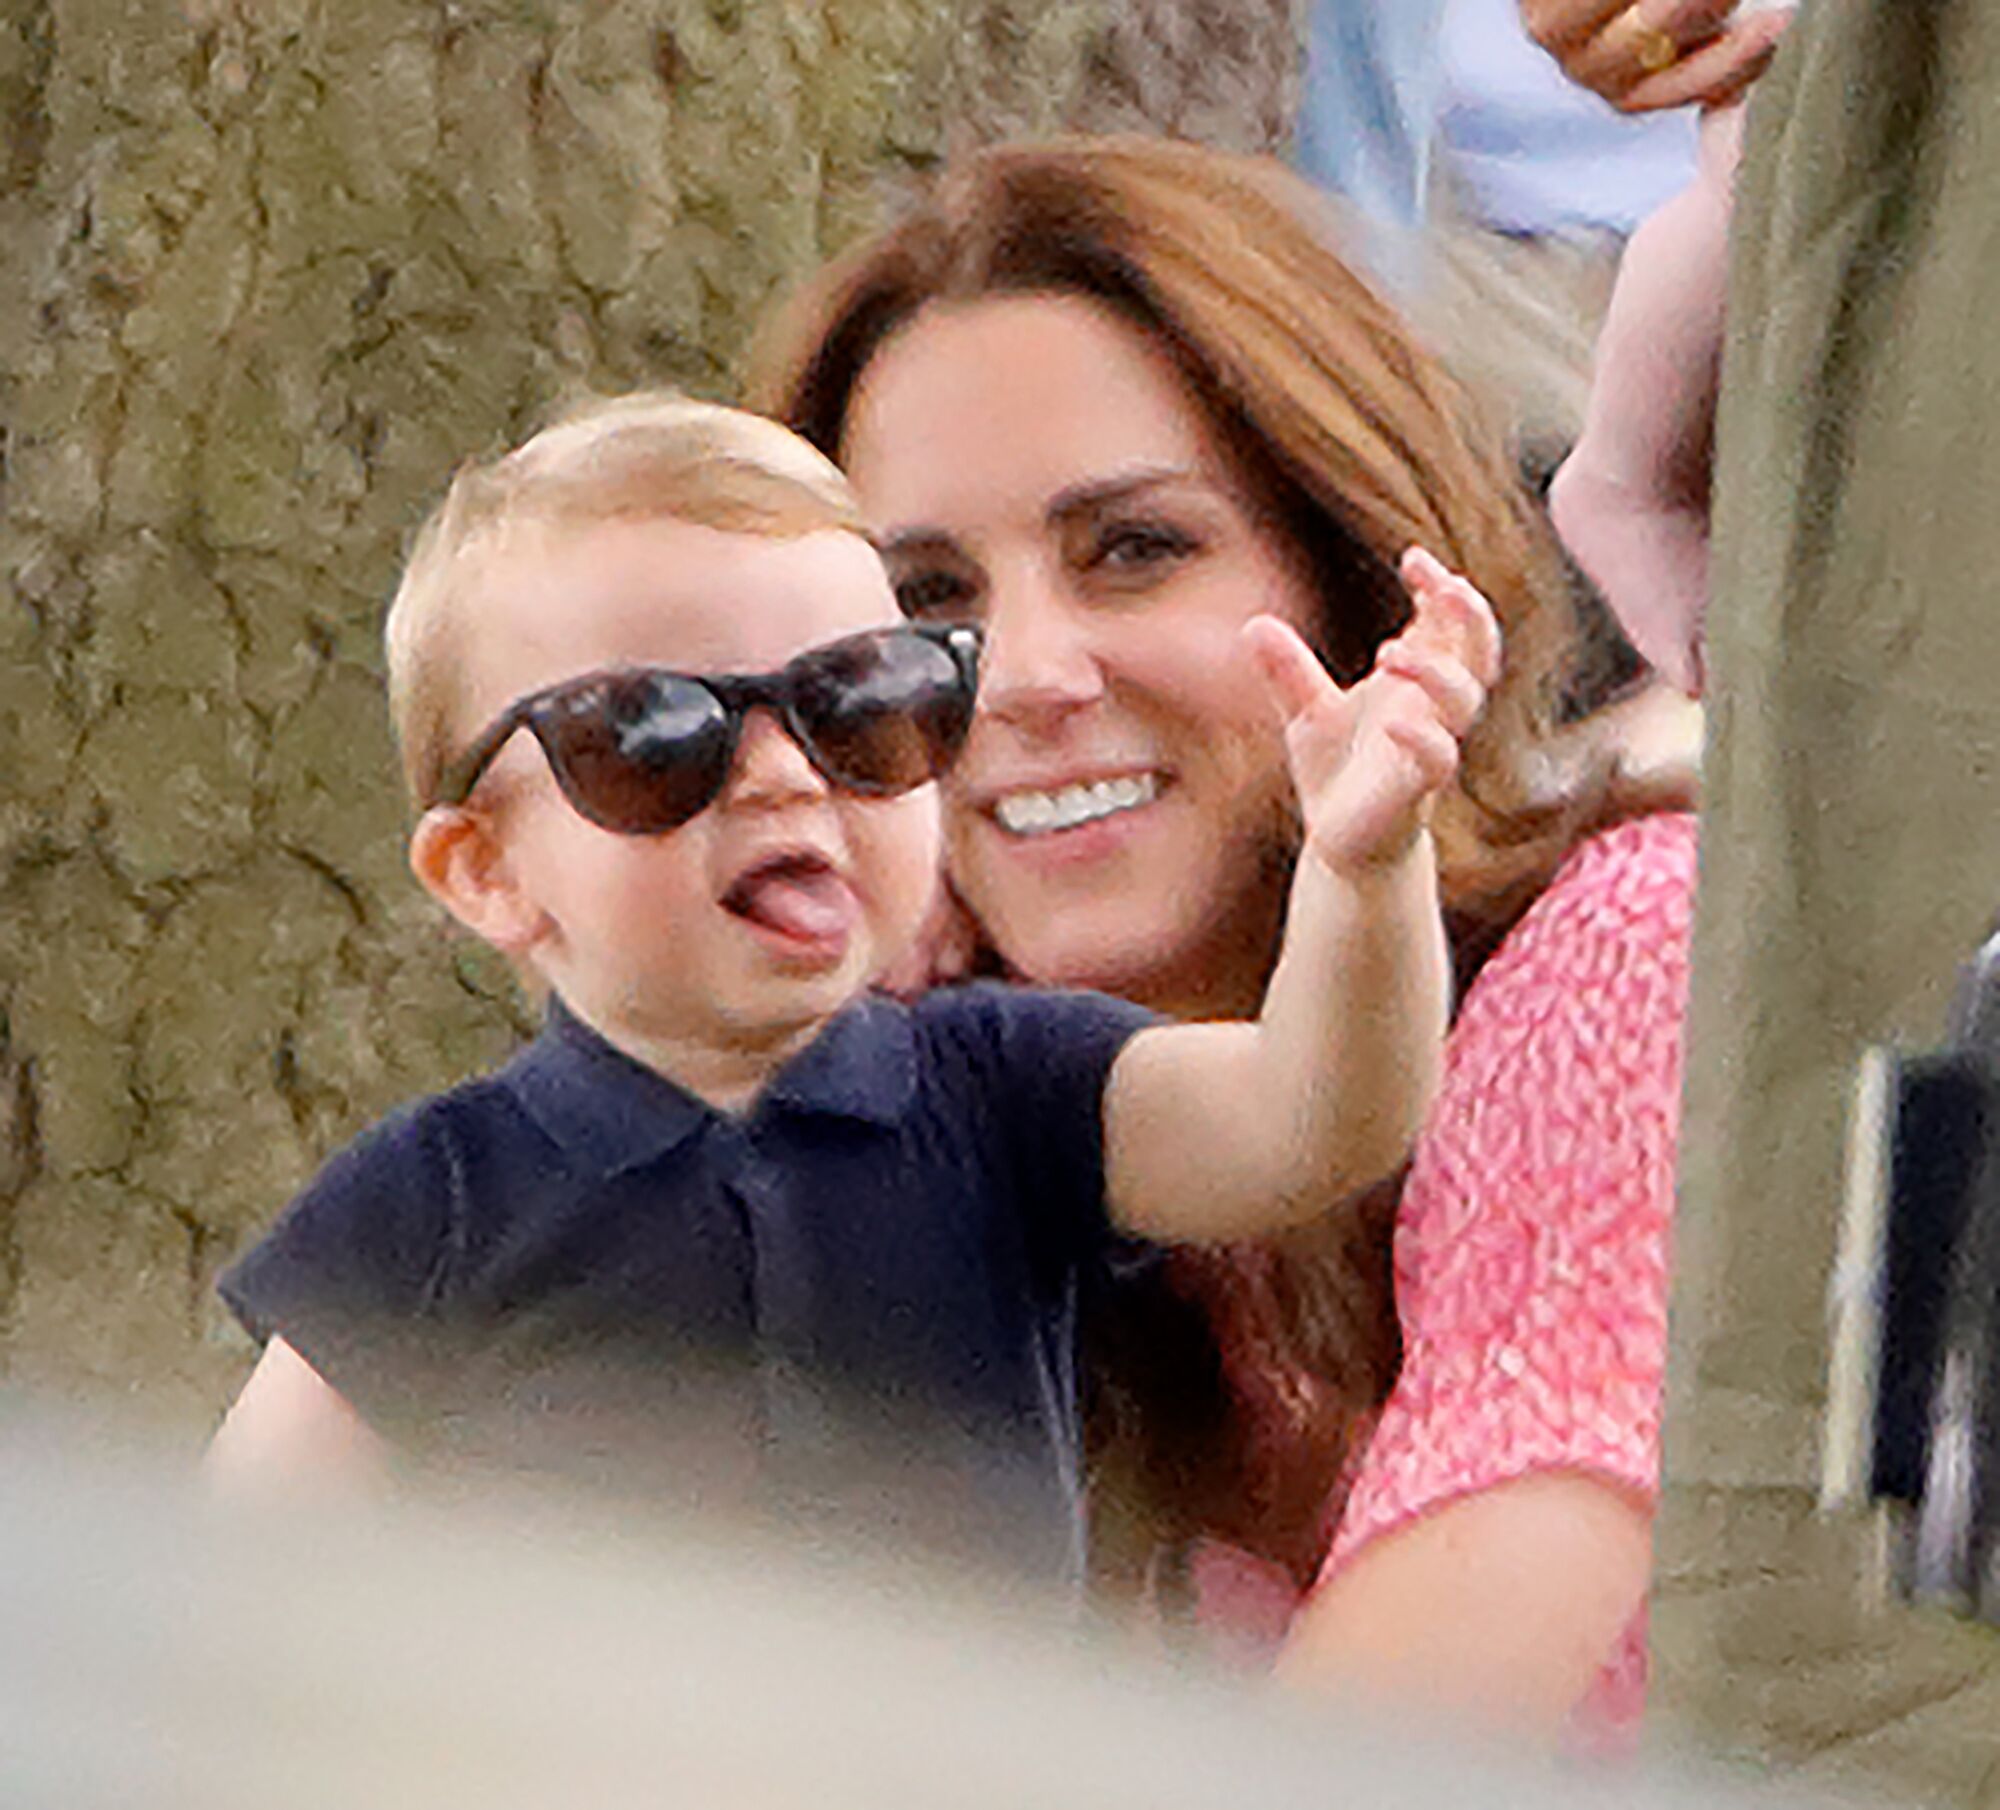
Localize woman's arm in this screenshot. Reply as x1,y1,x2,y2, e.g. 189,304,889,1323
1271,813,1696,1741
205,1336,390,1500
1276,1474,1651,1737
1105,553,1498,1244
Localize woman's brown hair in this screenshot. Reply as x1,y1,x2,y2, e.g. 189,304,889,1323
748,135,1641,1590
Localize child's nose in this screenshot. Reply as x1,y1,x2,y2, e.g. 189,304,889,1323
724,707,829,808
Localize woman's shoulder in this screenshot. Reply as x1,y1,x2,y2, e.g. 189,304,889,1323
1544,807,1697,913
1366,821,1696,1408
1482,809,1697,993
1432,810,1696,1167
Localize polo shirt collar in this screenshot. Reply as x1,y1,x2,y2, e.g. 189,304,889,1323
759,994,918,1127
503,996,708,1174
503,993,918,1175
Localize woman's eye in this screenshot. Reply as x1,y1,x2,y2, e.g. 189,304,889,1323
1092,521,1198,575
893,569,977,621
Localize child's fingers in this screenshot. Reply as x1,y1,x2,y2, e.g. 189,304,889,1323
1399,553,1500,682
1379,710,1462,790
1374,644,1487,740
1242,614,1340,725
1397,548,1503,686
1302,701,1459,872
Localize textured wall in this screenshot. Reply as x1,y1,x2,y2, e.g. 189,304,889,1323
0,0,1304,1431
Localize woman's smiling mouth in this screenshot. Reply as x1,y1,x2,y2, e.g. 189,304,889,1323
992,772,1163,837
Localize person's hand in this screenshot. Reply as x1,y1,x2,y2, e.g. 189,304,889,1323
877,872,983,998
1519,0,1793,113
1244,550,1501,877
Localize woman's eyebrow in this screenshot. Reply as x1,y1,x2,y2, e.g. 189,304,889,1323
873,465,1208,557
874,526,964,561
1044,465,1205,525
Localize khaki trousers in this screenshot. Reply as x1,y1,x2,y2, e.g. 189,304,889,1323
1657,0,2000,1795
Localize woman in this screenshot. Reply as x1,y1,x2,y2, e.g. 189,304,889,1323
748,135,1695,1749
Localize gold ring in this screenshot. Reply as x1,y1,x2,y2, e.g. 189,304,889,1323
1619,7,1681,72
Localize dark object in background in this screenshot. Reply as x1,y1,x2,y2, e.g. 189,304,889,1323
1824,921,2000,1614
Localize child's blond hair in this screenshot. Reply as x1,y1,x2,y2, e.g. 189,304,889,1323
385,390,867,811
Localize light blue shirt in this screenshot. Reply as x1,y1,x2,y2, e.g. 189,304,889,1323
1298,0,1699,237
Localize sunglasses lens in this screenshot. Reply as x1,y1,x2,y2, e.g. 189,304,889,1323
792,630,974,794
542,673,732,833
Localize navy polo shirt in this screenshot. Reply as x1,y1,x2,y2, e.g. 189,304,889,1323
220,983,1156,1584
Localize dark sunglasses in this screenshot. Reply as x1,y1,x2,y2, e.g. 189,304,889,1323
433,622,982,835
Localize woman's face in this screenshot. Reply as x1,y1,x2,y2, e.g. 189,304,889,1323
840,294,1322,1013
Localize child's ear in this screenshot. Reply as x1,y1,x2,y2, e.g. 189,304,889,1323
409,806,549,955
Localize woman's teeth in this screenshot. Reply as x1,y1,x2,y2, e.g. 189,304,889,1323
994,773,1160,836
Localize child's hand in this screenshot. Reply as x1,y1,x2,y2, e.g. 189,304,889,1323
1244,549,1500,876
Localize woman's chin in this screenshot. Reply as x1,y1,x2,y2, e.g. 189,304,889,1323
985,907,1196,1001
971,860,1285,1016
957,807,1289,1008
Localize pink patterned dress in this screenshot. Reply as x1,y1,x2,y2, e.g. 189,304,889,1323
1194,810,1696,1750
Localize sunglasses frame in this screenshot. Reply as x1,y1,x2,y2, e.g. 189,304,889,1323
431,621,983,832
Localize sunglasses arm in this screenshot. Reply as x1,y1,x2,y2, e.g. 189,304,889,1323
432,703,535,811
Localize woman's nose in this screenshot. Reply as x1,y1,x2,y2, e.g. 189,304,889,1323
975,564,1106,728
724,708,829,809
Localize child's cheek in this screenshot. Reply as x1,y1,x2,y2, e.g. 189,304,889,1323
870,790,945,936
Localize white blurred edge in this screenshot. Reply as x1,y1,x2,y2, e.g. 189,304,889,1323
0,1397,1859,1810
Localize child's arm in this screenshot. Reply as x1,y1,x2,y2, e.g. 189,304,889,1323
205,1336,391,1500
1104,551,1499,1244
1549,103,1745,695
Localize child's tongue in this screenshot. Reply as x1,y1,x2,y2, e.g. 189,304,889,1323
731,862,858,944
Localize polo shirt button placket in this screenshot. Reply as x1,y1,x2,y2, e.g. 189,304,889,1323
701,1117,754,1178
707,1120,832,1484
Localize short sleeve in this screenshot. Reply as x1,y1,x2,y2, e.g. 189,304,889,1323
217,1101,459,1415
915,982,1158,1275
1322,814,1696,1579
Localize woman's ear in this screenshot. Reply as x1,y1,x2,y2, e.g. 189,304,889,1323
409,806,550,956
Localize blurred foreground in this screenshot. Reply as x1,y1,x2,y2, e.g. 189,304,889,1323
1,1394,1862,1810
